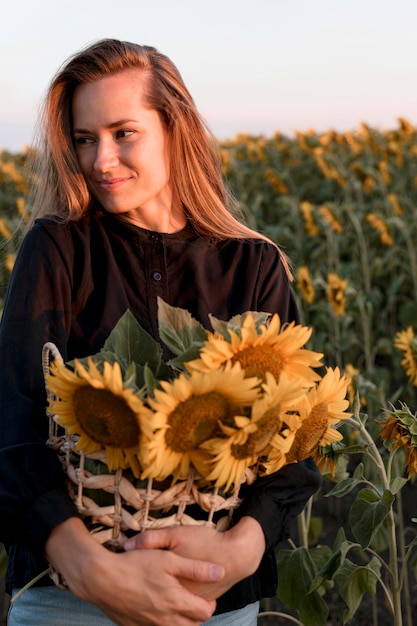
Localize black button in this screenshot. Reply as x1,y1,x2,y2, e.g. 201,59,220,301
152,271,163,281
150,234,160,243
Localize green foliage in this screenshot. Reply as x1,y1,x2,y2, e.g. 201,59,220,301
334,556,381,623
277,545,332,626
349,488,394,548
274,400,417,625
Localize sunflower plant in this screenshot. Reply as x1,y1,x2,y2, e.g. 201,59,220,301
270,393,417,626
45,297,351,536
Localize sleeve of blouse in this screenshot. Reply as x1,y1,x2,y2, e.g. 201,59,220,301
0,222,79,547
239,243,322,551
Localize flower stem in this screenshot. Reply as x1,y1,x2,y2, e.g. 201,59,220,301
297,508,309,549
347,416,388,483
355,292,374,374
396,488,413,626
393,217,417,294
345,205,371,293
387,507,403,626
347,414,403,625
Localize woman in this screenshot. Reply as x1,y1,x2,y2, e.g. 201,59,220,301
0,39,320,625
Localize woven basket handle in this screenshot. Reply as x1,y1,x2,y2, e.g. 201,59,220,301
42,342,64,378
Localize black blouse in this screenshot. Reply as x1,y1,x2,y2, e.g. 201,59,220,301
0,213,320,612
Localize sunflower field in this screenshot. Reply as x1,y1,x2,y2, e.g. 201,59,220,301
220,118,417,417
1,119,417,625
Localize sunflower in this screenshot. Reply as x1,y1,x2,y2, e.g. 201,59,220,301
284,367,351,464
265,169,289,195
312,447,338,478
387,193,404,217
300,201,320,236
296,265,316,305
318,205,343,234
365,213,394,246
186,313,323,387
311,441,348,479
200,418,261,492
202,372,307,490
343,363,359,405
395,327,417,386
46,358,145,476
139,363,261,482
326,273,348,317
377,404,417,478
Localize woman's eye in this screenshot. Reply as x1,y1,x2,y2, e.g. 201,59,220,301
74,136,94,145
116,129,134,139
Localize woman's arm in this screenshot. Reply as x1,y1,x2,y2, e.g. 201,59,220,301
0,223,78,546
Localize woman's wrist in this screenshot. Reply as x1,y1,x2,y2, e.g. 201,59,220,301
44,517,105,600
225,515,266,578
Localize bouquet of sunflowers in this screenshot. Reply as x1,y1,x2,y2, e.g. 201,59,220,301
44,298,351,549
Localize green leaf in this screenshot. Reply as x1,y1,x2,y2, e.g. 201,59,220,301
276,547,330,626
326,477,358,498
389,476,408,495
310,550,342,591
333,527,349,552
143,364,157,394
369,516,390,553
337,443,369,455
349,488,394,547
352,463,365,480
334,557,380,622
311,530,350,591
166,345,205,371
102,310,163,373
157,297,208,356
326,464,366,498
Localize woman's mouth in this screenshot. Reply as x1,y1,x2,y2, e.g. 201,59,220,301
96,178,129,191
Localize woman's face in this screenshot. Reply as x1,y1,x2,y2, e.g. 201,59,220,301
72,70,184,232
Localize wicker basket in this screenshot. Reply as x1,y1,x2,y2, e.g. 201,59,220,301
42,342,251,552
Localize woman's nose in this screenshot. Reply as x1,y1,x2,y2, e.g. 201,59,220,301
93,138,119,172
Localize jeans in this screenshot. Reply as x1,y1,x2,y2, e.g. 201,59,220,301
8,586,260,625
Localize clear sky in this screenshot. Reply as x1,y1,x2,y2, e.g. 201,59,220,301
1,0,416,152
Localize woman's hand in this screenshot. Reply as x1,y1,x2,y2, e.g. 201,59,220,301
124,516,266,601
45,517,224,625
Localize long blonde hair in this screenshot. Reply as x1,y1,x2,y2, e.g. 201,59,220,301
26,39,290,274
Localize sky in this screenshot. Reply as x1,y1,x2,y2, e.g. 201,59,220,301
1,0,416,152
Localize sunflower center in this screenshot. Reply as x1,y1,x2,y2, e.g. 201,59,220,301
165,392,230,453
231,406,282,459
231,345,283,382
73,387,140,448
286,403,329,463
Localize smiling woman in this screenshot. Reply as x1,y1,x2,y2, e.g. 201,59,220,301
0,38,321,626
